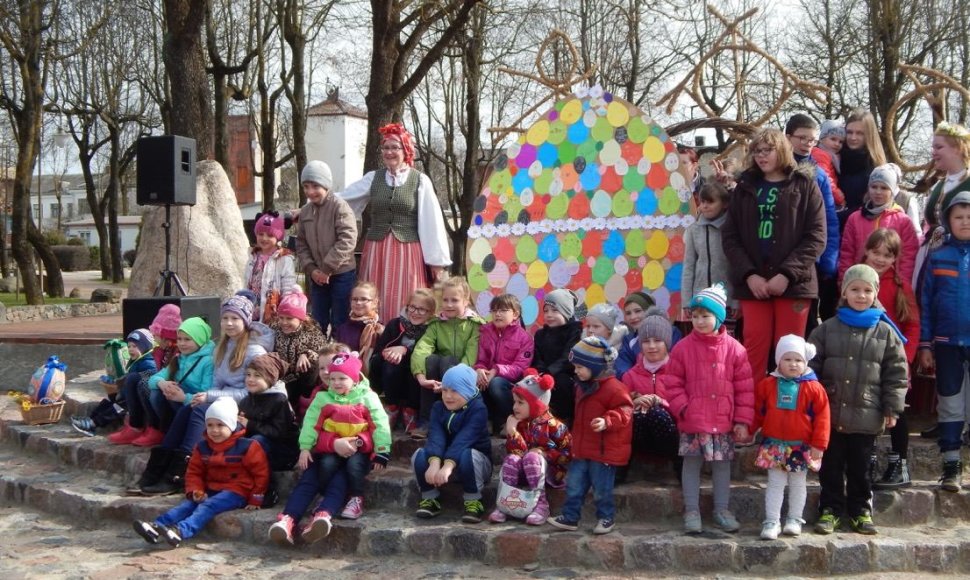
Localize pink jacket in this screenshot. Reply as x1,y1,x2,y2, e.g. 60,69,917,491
663,327,755,435
621,354,669,403
474,322,534,381
838,205,920,284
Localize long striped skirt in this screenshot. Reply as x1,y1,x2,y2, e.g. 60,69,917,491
359,236,430,324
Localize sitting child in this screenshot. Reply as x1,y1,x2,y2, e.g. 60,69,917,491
531,289,583,425
547,336,633,535
475,293,534,434
271,291,328,411
296,342,350,423
332,281,385,375
413,364,493,523
132,397,269,547
489,369,571,525
149,304,182,369
583,302,627,349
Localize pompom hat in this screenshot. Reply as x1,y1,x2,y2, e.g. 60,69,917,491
254,212,285,242
328,351,363,383
149,304,182,341
569,335,616,378
512,368,555,418
205,397,239,431
775,334,817,366
688,283,728,328
586,303,621,331
638,310,673,351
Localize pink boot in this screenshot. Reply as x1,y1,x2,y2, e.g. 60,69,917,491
525,490,549,526
385,405,400,431
107,420,143,445
131,426,165,447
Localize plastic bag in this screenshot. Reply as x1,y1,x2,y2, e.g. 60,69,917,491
495,479,541,519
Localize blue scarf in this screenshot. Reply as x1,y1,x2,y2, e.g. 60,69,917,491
835,306,907,343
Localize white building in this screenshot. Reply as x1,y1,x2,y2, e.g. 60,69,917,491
63,215,141,253
305,88,368,192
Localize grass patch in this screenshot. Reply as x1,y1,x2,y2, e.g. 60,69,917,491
0,293,88,307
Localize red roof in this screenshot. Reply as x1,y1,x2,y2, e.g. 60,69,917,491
307,88,367,120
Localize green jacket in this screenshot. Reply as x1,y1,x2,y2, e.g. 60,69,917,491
410,311,485,376
298,375,391,454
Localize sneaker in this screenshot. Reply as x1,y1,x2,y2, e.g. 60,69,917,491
410,426,428,440
340,496,364,520
920,424,940,439
462,499,485,523
849,510,877,535
71,416,97,437
760,520,781,540
415,498,441,519
683,511,702,534
132,520,160,544
131,427,165,447
874,453,911,490
547,515,579,531
301,511,332,544
814,508,840,535
713,510,740,533
160,525,182,547
941,460,963,492
488,509,507,524
108,423,143,445
402,409,418,434
268,513,295,545
593,518,615,535
782,517,803,536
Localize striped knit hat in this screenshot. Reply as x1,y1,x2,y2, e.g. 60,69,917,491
688,283,728,328
569,335,616,378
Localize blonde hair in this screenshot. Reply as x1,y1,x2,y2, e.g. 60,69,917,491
441,276,472,301
215,328,252,371
743,128,796,177
352,280,379,301
934,122,970,166
846,109,887,166
409,288,437,313
318,341,351,360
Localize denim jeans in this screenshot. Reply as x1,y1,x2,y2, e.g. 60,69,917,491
310,269,356,335
483,376,515,431
250,434,298,472
161,402,209,454
148,390,183,431
121,373,150,429
155,490,246,540
412,447,492,500
560,459,617,522
317,451,370,496
282,461,349,521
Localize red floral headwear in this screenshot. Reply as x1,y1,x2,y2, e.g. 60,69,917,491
378,123,415,166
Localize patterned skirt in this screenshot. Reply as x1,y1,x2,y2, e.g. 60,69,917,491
754,438,821,472
360,236,429,324
678,432,735,461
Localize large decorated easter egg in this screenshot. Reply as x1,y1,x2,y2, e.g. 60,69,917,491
27,355,67,403
468,86,694,328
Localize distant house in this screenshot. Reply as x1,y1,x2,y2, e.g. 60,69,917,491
64,215,141,253
306,88,368,192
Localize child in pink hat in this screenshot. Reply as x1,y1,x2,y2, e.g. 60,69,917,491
270,290,328,411
244,211,300,324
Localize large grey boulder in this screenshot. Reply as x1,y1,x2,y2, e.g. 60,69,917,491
128,161,248,299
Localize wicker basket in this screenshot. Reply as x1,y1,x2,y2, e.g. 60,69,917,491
19,401,66,426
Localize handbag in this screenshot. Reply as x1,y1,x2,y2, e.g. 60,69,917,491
495,479,541,519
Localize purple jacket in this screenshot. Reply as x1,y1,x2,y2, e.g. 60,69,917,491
663,327,755,435
473,322,534,381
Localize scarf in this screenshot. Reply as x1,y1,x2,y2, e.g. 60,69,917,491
350,309,381,356
642,356,669,374
862,200,896,219
840,146,872,177
399,316,427,341
835,306,907,343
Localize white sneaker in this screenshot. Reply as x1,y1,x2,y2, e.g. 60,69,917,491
782,517,803,536
760,520,781,540
340,495,364,520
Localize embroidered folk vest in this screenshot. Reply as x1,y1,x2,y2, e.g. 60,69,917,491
366,169,420,242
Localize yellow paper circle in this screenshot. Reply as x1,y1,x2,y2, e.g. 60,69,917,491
646,230,669,260
643,136,666,163
526,260,549,288
642,260,665,290
584,283,606,307
526,120,550,146
560,99,582,124
606,101,630,127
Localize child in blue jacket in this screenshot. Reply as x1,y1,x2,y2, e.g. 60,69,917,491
412,364,492,523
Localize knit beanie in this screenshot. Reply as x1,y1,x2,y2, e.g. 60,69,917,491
277,291,309,321
638,311,673,351
569,335,616,378
222,291,255,330
301,160,333,190
588,302,621,329
512,368,555,418
869,163,900,196
126,328,154,355
842,264,880,294
248,352,289,385
328,351,363,383
254,212,285,241
178,317,212,347
149,304,182,341
441,364,478,402
688,283,728,328
623,291,655,312
774,334,817,366
205,397,238,431
819,119,845,140
544,288,578,321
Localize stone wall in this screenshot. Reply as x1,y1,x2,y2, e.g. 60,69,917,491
0,302,120,324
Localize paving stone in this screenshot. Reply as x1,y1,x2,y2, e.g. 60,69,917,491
913,541,958,572
309,520,361,555
492,530,541,568
870,538,910,572
209,511,246,539
365,527,403,557
626,536,674,571
738,541,791,572
674,538,735,572
828,538,871,575
539,534,580,568
958,539,970,572
939,489,970,518
447,528,488,561
793,542,829,574
582,535,626,570
406,528,444,558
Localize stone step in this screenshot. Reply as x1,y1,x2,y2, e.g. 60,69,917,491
3,440,970,575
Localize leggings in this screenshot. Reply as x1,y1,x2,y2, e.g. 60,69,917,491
681,456,732,514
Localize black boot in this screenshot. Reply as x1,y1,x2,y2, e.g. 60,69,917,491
262,473,279,509
866,452,879,485
128,447,171,496
873,453,911,490
614,464,630,486
941,460,963,492
141,451,190,496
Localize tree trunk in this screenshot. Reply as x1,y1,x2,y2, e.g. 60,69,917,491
163,0,214,160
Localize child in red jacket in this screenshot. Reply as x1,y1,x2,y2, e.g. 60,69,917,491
133,397,269,547
547,336,632,535
752,335,830,540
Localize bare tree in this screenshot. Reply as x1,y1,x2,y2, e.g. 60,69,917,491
163,0,214,160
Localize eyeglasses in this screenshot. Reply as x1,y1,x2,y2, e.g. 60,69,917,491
491,307,514,314
351,297,373,303
752,147,775,157
380,145,403,152
790,134,818,145
407,304,430,315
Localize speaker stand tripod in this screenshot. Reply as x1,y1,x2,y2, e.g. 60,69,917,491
153,203,188,297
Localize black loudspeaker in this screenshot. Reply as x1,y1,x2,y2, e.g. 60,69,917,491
122,296,223,338
136,135,197,206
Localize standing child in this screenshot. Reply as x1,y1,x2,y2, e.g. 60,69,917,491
475,294,534,434
133,397,269,547
752,335,830,540
531,289,584,425
489,369,571,525
412,364,493,523
664,283,754,534
244,211,299,323
614,292,655,379
547,336,632,535
862,229,920,490
583,302,627,349
271,290,328,411
919,191,970,491
681,182,735,320
239,352,300,507
371,288,436,433
810,264,908,535
411,276,484,432
333,280,385,375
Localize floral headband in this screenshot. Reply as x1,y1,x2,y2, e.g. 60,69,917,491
935,121,970,141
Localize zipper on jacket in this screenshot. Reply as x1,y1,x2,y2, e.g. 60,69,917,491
705,225,712,287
